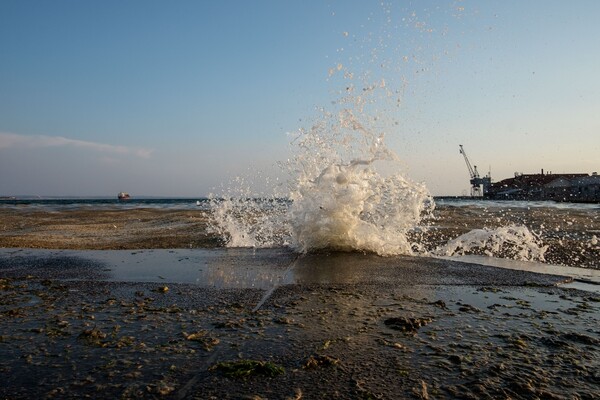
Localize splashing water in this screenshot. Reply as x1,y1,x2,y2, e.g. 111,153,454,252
208,4,553,263
209,107,435,255
433,225,548,262
208,177,289,248
208,118,551,261
286,109,434,255
207,3,443,254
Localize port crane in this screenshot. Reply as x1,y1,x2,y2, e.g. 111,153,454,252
459,145,491,197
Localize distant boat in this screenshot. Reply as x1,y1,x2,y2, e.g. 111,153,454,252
118,192,131,200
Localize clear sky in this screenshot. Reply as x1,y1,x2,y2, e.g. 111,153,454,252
1,0,598,197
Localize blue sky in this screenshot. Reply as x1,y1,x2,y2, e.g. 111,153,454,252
1,1,598,197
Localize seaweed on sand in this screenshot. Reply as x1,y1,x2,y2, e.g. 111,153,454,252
209,360,285,378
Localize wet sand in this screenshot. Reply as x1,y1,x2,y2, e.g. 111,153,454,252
1,249,598,399
0,208,217,250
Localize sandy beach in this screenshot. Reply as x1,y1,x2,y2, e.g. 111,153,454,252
1,248,598,399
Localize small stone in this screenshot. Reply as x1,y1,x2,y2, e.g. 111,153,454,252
384,316,432,334
431,300,447,309
448,355,462,364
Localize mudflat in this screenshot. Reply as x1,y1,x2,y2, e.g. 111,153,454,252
0,249,598,399
0,208,216,249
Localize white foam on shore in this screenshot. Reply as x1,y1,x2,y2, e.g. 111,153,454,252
433,225,548,262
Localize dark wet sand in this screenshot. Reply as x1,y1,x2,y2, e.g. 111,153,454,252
1,249,598,399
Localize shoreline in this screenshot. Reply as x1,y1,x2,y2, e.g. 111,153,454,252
1,248,598,399
2,206,599,271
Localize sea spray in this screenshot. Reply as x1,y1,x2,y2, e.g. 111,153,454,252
208,3,549,262
286,108,434,255
208,4,442,255
433,224,548,262
207,128,552,262
207,177,290,248
208,107,435,255
289,166,434,255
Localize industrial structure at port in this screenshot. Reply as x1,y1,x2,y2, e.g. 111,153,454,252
459,145,600,202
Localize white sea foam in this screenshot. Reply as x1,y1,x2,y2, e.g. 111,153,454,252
433,225,548,262
285,108,434,255
209,107,434,255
